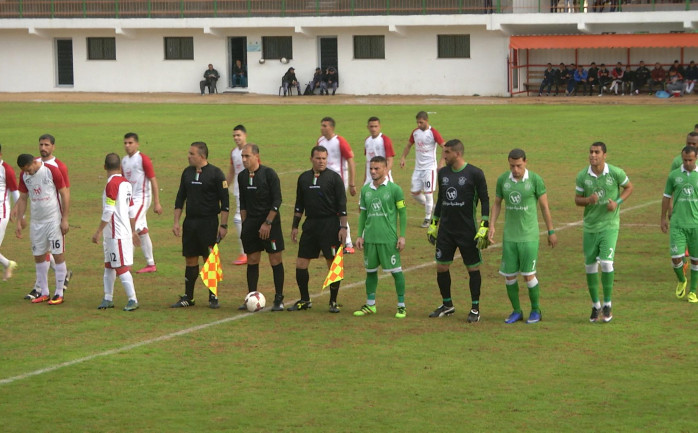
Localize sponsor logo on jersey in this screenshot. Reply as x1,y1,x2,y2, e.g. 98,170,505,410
446,187,457,201
509,191,522,204
458,177,466,186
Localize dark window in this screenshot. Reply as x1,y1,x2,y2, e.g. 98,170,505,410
262,36,292,60
438,35,470,59
87,37,116,60
164,37,194,60
353,35,385,59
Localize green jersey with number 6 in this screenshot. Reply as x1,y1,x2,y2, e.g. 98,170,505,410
359,179,406,244
575,163,629,233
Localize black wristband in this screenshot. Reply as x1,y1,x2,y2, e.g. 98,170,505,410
292,215,302,229
219,224,228,229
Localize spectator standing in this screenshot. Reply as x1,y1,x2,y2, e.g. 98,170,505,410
171,142,229,309
122,132,163,273
92,153,140,311
587,62,599,96
287,146,348,313
238,144,286,311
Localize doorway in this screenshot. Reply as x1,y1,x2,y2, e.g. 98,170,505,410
56,39,74,86
229,37,247,88
319,37,338,71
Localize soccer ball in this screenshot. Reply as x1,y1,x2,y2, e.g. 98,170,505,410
245,291,266,312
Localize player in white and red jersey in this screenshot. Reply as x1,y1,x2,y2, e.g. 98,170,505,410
363,116,395,185
0,144,19,281
225,124,248,265
23,134,73,300
318,116,357,253
122,132,163,274
15,153,70,305
399,111,445,228
92,153,140,311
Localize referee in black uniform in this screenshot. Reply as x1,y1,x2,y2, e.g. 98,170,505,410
288,146,348,313
427,139,489,323
238,144,286,311
171,141,229,309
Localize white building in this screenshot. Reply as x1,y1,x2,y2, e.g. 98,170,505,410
0,1,696,96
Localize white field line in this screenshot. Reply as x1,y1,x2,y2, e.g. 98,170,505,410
0,198,659,386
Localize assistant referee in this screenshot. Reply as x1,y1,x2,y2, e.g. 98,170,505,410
171,142,229,309
288,146,348,313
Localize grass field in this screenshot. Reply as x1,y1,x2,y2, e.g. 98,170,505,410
0,102,696,433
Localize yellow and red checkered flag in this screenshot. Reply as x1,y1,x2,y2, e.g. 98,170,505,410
200,243,223,296
322,247,344,290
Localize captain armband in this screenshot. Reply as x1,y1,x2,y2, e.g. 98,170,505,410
396,200,406,209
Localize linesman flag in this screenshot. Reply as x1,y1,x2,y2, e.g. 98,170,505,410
200,243,223,296
322,247,344,290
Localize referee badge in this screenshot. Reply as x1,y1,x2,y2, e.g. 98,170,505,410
222,180,228,189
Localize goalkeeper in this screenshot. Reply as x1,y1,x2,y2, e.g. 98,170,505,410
427,139,490,323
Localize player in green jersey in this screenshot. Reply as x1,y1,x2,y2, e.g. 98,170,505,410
661,145,698,303
669,132,698,172
575,142,633,323
353,156,408,319
488,149,557,324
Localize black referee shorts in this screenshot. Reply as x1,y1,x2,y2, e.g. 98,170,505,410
298,216,341,260
182,215,219,258
241,215,285,254
435,229,481,267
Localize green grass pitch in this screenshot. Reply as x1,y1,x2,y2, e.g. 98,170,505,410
0,101,696,432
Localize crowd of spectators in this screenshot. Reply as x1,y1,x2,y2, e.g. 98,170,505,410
537,59,697,97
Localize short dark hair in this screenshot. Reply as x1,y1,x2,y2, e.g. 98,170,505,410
191,141,208,159
444,139,464,154
39,134,55,144
682,146,697,156
233,124,246,134
508,148,527,161
17,153,34,168
321,117,335,127
105,153,121,170
367,116,380,123
688,131,698,138
370,156,387,165
591,141,607,153
124,132,139,141
416,111,428,121
311,145,328,157
244,143,260,155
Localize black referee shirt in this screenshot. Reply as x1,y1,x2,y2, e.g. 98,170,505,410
294,168,347,218
174,163,229,218
238,165,282,218
434,163,489,237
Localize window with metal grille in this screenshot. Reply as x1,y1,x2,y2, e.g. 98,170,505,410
353,35,385,59
87,38,116,60
262,36,292,60
438,35,470,59
164,37,194,60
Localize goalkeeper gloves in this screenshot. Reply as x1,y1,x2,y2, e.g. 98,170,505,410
427,220,438,245
474,221,490,250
